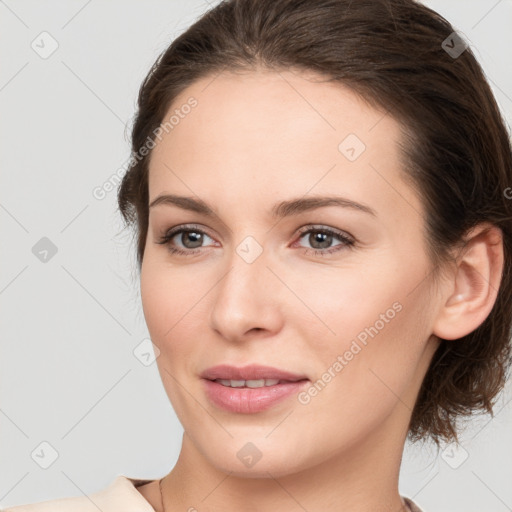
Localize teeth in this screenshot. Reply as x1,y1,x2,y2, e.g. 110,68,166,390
216,378,281,388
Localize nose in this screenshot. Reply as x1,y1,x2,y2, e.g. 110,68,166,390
209,242,284,343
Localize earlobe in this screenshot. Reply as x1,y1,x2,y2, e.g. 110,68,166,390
433,224,504,341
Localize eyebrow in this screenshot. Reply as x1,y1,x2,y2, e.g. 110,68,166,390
148,194,377,218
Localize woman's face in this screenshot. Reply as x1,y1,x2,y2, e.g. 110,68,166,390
141,69,442,477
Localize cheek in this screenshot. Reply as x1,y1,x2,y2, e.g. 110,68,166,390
295,252,432,370
140,259,204,412
300,264,433,415
140,254,223,394
140,255,200,341
140,261,171,341
289,263,401,345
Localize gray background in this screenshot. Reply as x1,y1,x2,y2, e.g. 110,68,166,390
1,1,511,511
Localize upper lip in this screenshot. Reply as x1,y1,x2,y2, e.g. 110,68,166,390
200,364,309,382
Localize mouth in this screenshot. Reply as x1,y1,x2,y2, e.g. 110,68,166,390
199,364,310,414
210,378,308,388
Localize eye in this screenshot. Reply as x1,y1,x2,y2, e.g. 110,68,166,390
293,225,355,256
156,224,216,256
156,223,355,258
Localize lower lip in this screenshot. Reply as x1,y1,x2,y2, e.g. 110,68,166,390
202,379,309,414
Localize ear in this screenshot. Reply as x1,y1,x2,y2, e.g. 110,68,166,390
433,223,504,340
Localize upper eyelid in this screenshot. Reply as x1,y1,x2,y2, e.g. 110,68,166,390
296,224,353,237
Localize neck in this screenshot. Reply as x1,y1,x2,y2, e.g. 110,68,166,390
160,414,410,512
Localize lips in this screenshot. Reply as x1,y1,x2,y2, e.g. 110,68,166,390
200,364,308,383
202,378,309,413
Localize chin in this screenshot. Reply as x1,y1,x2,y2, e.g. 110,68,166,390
213,453,303,479
191,434,316,479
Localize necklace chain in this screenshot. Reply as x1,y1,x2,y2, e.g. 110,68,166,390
159,476,165,512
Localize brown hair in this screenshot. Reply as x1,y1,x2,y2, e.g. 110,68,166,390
117,0,512,446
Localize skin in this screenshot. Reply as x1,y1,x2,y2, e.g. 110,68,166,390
136,68,504,512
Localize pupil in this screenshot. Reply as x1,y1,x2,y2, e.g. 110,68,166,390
310,232,331,249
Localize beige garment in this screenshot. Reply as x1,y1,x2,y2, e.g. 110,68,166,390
2,475,426,512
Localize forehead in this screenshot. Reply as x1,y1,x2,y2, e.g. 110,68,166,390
151,68,392,164
147,69,421,224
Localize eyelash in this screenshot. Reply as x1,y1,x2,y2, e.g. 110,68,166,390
156,224,355,258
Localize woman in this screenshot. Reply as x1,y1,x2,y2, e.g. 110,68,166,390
5,0,511,511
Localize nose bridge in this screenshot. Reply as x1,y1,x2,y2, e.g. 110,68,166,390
209,235,281,339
